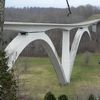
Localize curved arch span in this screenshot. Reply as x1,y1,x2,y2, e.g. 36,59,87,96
70,27,91,77
5,27,91,85
5,32,66,85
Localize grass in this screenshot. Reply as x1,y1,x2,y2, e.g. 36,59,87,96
14,54,100,100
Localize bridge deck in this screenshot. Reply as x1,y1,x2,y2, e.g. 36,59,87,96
4,19,100,32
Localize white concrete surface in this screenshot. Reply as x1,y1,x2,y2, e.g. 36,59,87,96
4,19,100,85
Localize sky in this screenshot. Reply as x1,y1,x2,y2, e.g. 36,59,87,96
5,0,100,8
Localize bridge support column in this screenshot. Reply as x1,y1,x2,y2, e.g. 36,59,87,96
62,30,70,83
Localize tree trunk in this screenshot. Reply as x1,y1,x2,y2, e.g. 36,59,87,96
0,0,5,50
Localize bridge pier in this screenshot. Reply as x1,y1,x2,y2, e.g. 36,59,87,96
62,30,70,83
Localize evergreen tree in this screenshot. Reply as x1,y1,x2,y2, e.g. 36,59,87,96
58,94,68,100
0,51,17,100
88,94,96,100
44,92,56,100
0,0,17,100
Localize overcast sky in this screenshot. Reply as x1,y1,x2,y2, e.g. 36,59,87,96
5,0,100,8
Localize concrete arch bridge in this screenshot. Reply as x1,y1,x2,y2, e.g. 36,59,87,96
4,19,100,85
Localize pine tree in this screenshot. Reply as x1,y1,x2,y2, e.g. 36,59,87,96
0,51,17,100
0,0,17,100
88,94,96,100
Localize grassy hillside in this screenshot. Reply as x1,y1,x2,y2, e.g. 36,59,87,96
14,54,100,100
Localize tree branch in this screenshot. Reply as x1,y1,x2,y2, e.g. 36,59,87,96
66,0,72,16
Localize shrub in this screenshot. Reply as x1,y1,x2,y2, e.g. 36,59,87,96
58,94,68,100
44,92,56,100
88,94,96,100
0,51,17,100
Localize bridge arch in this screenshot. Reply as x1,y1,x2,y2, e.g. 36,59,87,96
5,28,91,85
69,27,91,76
5,32,66,85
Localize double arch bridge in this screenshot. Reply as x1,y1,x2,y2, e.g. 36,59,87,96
4,19,100,85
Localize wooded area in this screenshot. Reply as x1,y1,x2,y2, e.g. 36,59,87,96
4,5,100,56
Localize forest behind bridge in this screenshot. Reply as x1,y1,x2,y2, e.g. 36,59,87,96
4,5,100,56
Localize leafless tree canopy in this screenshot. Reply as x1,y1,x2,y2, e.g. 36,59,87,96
4,5,100,56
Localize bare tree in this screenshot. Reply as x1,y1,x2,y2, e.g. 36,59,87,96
0,0,5,50
66,0,72,16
